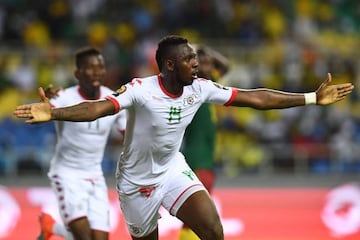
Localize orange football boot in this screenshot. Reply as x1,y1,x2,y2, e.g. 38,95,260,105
37,213,55,240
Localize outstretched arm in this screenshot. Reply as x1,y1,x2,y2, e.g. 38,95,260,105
14,87,115,123
230,73,354,109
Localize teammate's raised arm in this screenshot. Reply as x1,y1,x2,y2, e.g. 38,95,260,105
14,87,116,123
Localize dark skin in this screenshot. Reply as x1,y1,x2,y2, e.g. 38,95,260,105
14,42,354,240
75,54,106,100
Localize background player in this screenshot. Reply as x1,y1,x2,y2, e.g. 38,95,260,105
14,35,354,240
37,47,126,240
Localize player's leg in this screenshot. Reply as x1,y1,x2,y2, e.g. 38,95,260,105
37,212,75,240
88,176,110,240
176,190,223,240
50,175,93,240
178,168,216,240
92,230,109,240
131,228,158,240
68,217,92,240
162,155,223,240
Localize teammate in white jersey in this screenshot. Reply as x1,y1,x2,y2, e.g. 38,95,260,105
15,35,354,240
36,47,126,240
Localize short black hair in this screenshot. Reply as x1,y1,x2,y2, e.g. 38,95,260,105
155,35,188,71
74,47,101,69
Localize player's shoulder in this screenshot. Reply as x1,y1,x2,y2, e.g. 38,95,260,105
193,77,210,85
189,77,212,90
54,85,77,98
124,75,158,93
193,78,229,90
111,75,157,98
100,85,116,96
128,75,157,87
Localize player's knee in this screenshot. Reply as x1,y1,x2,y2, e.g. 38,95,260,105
199,217,223,240
204,223,223,240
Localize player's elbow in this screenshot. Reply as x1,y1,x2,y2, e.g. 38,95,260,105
240,98,270,110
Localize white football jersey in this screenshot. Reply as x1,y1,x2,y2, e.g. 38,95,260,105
106,75,237,185
49,85,127,178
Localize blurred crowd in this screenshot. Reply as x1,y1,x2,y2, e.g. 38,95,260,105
1,0,360,176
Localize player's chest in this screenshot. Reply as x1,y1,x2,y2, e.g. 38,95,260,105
142,93,202,127
64,115,115,133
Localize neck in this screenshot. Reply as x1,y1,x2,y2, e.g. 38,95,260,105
159,73,183,96
79,87,100,100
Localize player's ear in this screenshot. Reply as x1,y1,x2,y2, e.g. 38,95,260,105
165,59,174,71
74,69,80,79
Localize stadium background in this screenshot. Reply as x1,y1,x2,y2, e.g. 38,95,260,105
0,0,360,239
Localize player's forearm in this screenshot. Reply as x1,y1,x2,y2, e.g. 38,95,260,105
233,88,315,109
51,101,103,121
256,90,307,109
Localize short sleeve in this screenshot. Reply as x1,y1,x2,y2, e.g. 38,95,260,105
196,79,237,106
105,78,145,113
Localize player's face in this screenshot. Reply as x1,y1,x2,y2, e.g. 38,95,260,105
76,55,106,91
174,43,198,86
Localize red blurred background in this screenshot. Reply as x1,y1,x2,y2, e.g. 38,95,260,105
2,185,360,240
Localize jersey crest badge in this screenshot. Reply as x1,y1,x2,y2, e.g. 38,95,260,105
113,85,127,97
183,94,195,106
183,94,199,106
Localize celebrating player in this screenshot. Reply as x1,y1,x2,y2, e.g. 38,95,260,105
15,35,353,240
36,47,126,240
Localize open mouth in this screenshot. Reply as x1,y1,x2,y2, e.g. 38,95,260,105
92,80,101,87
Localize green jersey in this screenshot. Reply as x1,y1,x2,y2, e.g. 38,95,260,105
182,103,216,170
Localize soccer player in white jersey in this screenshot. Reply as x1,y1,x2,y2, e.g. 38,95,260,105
36,47,126,240
15,35,353,240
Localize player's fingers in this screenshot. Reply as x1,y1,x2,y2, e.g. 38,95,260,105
336,84,354,95
15,104,34,113
327,73,332,83
25,119,36,124
13,110,32,118
336,83,354,88
335,95,347,102
14,108,29,114
15,104,31,110
321,72,332,87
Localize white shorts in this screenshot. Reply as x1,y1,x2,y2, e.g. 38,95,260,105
116,155,206,238
49,174,110,232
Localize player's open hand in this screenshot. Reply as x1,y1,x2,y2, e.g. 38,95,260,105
316,73,354,105
13,87,52,123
